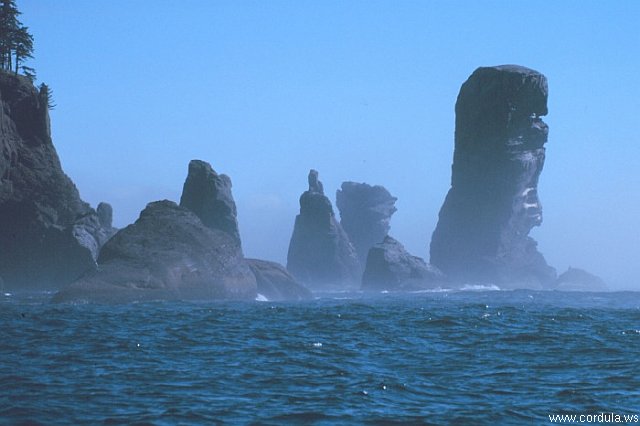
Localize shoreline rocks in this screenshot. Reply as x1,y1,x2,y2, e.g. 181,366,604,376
0,71,115,290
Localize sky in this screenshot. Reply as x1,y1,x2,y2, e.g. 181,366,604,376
20,1,640,289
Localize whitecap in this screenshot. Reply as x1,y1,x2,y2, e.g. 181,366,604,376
460,284,501,291
255,294,269,302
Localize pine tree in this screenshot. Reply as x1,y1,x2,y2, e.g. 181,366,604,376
0,0,34,75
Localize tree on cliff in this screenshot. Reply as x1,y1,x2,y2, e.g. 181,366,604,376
0,0,34,75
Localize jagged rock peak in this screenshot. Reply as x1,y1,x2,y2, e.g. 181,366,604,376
430,65,556,289
179,159,240,247
336,181,397,265
97,202,113,229
308,169,324,194
287,169,360,290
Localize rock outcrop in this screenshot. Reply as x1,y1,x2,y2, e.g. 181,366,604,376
53,200,257,303
179,160,240,246
430,65,557,289
247,258,312,301
336,182,397,265
555,267,608,292
0,71,114,290
287,170,360,290
362,236,444,291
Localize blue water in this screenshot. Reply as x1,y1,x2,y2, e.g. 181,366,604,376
2,290,640,425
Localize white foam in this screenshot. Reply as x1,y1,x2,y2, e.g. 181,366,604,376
460,284,501,291
255,294,269,302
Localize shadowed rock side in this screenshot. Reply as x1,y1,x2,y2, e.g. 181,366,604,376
247,259,312,301
0,71,115,290
336,181,397,265
179,160,240,247
555,267,608,292
363,236,445,291
53,201,257,303
430,65,557,289
287,170,360,290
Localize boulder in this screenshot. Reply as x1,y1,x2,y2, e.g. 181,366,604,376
247,258,312,301
363,236,444,291
0,71,114,290
336,181,397,265
555,267,608,292
430,65,557,289
287,170,360,290
53,200,257,303
179,159,240,246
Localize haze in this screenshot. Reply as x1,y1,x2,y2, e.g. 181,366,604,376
22,1,639,289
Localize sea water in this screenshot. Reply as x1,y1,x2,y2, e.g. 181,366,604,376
2,290,640,425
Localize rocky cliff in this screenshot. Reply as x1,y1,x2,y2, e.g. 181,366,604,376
430,65,556,289
336,181,397,265
0,71,114,290
287,170,360,289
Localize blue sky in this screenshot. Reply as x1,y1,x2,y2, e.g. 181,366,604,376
21,1,640,288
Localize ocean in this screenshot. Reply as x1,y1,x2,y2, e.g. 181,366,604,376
1,289,639,425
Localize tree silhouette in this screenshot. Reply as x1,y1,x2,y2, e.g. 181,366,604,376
0,0,34,75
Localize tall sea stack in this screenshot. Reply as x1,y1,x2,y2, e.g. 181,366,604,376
430,65,556,288
287,170,360,289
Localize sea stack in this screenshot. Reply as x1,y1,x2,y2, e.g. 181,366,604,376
0,72,114,290
179,159,241,247
430,65,556,288
336,182,397,265
287,170,360,289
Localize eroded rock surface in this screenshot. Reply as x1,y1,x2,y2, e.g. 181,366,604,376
179,159,240,246
0,71,114,290
247,258,312,301
363,236,444,291
336,182,397,265
287,170,360,289
430,65,556,289
53,201,257,303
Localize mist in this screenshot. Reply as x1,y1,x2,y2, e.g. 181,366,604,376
23,0,639,290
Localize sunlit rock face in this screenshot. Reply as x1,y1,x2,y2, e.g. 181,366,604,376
287,170,360,290
336,182,397,266
430,65,556,288
0,71,114,290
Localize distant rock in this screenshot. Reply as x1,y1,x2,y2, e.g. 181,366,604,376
179,159,240,246
53,201,257,303
287,170,360,290
247,258,312,301
0,71,114,290
362,236,445,291
336,181,397,265
555,267,608,292
430,65,556,289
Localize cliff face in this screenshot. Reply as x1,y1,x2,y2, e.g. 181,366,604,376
0,72,113,290
287,170,360,289
430,65,556,288
336,182,397,266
